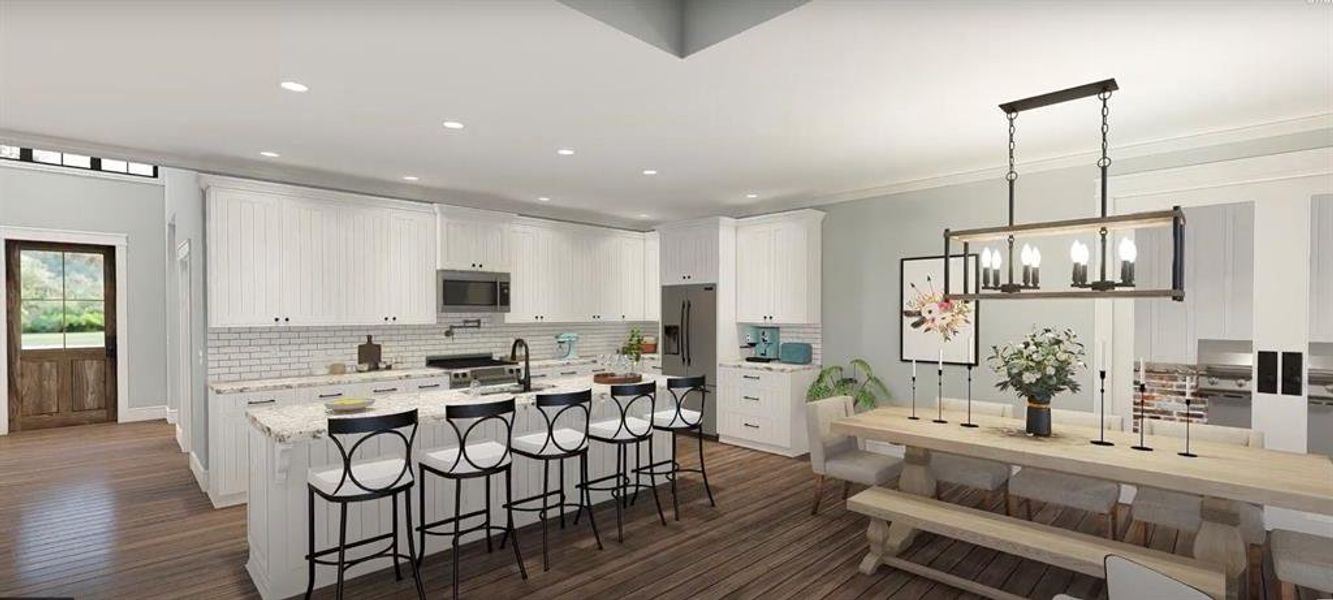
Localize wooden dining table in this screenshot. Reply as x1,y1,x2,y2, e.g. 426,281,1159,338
831,405,1333,599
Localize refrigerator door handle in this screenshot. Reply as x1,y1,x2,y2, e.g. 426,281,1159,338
685,299,692,367
679,300,687,366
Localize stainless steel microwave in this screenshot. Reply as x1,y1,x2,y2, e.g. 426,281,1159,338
437,270,510,313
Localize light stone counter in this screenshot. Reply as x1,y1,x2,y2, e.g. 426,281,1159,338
208,368,446,394
246,374,667,444
718,360,821,373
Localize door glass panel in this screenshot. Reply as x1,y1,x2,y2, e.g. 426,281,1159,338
20,300,65,349
64,253,104,300
20,251,63,299
18,249,107,349
64,300,105,348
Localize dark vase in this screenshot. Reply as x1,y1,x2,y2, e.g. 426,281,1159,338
1026,399,1052,437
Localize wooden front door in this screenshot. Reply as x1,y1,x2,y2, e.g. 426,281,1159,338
6,241,117,430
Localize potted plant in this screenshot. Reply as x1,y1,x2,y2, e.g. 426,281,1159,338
619,328,645,369
988,327,1086,437
807,359,890,411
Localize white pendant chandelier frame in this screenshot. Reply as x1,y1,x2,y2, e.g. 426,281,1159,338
943,78,1186,302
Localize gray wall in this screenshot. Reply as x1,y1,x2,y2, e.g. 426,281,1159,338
163,168,208,466
0,166,168,410
820,128,1333,415
822,166,1100,413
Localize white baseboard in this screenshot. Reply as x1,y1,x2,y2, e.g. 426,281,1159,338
165,408,178,424
120,405,166,423
718,435,806,458
189,451,208,493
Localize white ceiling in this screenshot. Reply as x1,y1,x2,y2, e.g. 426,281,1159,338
1,0,1329,228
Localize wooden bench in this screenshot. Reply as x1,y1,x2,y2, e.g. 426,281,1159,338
848,486,1227,600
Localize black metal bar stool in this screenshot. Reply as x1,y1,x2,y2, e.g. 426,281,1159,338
305,409,426,600
582,381,667,542
504,389,603,571
639,375,716,520
416,398,526,600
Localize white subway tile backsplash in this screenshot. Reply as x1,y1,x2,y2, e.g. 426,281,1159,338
208,313,660,382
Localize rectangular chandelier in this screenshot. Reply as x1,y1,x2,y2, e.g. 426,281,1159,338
942,79,1186,302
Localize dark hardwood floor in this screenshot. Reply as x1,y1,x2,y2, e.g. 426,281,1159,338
0,421,1310,599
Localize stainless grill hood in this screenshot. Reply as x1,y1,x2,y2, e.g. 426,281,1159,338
1197,340,1253,397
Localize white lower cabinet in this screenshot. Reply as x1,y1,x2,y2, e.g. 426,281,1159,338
715,364,818,457
207,374,447,508
208,389,295,507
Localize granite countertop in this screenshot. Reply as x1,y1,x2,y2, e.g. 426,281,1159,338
718,360,821,373
209,368,447,394
246,374,668,444
212,355,663,394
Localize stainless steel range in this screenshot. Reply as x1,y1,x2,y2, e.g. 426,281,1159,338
426,353,521,389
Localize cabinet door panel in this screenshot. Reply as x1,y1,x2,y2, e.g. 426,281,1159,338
207,190,285,327
619,235,644,320
735,224,771,322
644,234,660,320
772,222,810,323
1226,203,1253,340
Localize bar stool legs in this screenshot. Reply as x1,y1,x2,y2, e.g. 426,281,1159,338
698,431,716,507
305,486,425,600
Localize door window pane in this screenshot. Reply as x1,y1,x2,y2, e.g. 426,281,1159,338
20,300,64,349
20,251,63,299
64,300,105,348
64,253,104,300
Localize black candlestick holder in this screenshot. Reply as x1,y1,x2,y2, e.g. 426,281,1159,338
961,365,978,428
933,368,948,424
1090,369,1114,446
1131,382,1153,452
1179,397,1198,458
908,374,919,420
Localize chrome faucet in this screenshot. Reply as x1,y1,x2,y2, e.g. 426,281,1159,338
510,338,531,392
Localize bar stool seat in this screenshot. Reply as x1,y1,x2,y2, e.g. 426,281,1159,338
309,457,412,498
420,441,511,475
513,428,584,456
651,408,700,429
589,416,652,441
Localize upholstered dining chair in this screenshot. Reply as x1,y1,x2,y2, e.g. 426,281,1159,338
806,396,902,514
1128,420,1266,594
1007,408,1123,538
1105,555,1212,600
930,398,1013,510
1271,528,1333,600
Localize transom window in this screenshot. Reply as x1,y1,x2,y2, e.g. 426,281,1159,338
0,143,157,178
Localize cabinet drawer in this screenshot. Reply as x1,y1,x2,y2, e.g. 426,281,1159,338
734,369,782,389
719,411,789,447
294,386,357,405
409,377,449,392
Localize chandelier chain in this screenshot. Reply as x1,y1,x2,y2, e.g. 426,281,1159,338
1006,111,1018,182
1097,90,1112,169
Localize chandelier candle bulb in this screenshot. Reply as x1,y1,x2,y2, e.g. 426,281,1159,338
1118,237,1137,286
1031,247,1042,287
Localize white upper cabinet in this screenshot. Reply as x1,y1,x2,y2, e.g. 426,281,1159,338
205,177,437,328
436,205,513,272
1312,197,1333,343
735,210,823,324
508,219,648,324
643,232,661,321
659,220,720,284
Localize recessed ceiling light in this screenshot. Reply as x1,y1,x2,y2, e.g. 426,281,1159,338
442,121,465,130
260,151,280,158
279,81,308,93
538,196,551,202
638,213,650,218
402,176,419,181
556,148,575,156
746,193,759,199
642,169,658,175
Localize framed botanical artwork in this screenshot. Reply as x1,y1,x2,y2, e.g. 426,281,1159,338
899,254,980,366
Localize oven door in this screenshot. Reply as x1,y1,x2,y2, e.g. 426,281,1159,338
438,271,510,312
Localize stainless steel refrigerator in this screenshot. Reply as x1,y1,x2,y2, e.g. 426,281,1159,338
661,284,718,435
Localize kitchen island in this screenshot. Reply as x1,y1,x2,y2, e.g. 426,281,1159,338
243,374,674,600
